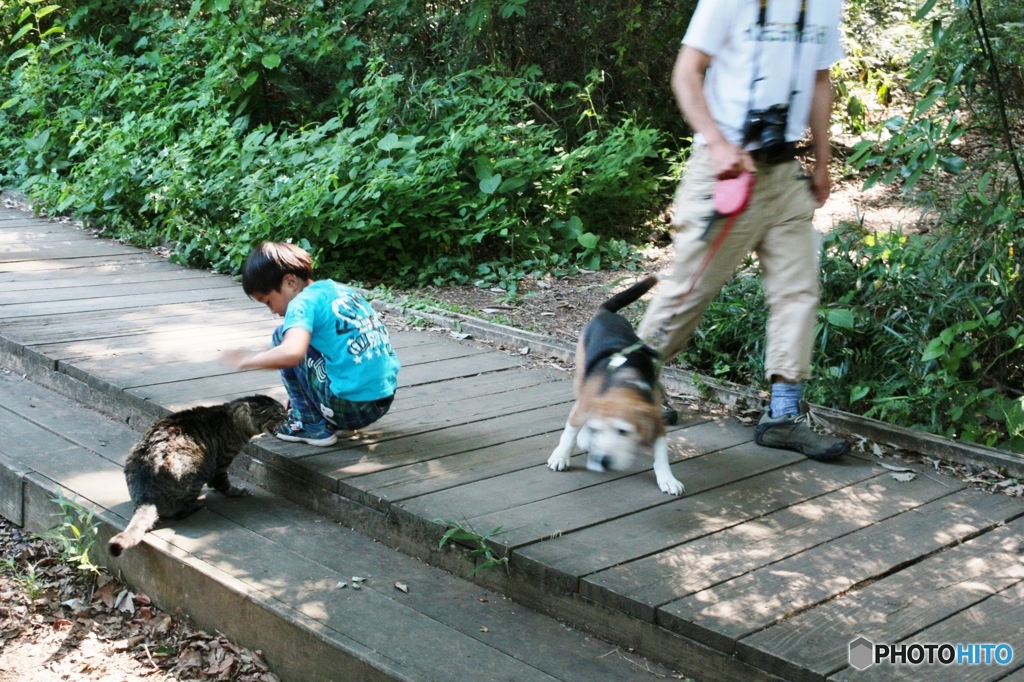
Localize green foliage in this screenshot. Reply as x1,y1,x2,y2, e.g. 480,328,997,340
34,488,103,576
0,1,668,286
435,518,509,577
1,558,45,600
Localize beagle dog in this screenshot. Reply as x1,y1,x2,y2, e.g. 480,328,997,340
547,276,684,495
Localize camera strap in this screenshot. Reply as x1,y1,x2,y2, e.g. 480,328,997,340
744,0,808,136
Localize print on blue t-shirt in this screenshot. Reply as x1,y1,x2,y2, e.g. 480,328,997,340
282,281,401,401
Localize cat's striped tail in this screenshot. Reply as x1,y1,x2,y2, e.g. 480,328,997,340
108,504,159,556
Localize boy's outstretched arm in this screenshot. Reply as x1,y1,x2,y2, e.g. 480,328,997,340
223,327,311,370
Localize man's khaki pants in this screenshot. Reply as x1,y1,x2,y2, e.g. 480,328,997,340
638,144,821,383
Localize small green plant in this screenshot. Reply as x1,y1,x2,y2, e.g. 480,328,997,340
435,518,509,577
1,557,44,600
34,488,102,576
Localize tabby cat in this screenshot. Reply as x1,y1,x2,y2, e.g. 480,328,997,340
109,395,286,556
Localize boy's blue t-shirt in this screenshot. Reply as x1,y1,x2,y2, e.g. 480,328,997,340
282,280,400,401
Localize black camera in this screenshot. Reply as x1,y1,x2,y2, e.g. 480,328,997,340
742,103,790,162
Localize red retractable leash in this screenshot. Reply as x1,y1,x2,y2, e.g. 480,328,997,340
665,170,756,311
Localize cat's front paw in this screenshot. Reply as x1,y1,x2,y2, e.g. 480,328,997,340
224,485,250,498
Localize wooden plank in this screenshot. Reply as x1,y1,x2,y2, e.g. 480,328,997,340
163,367,555,416
286,405,572,493
62,334,516,393
657,489,1024,654
389,367,561,410
0,371,139,465
269,379,575,472
68,355,247,391
581,464,965,622
0,286,248,319
0,229,97,242
390,338,489,365
0,300,263,345
210,488,674,682
127,371,287,406
827,580,1024,681
0,239,139,261
0,254,168,277
153,506,560,682
0,268,218,295
738,519,1024,682
399,417,755,526
0,412,131,515
0,262,195,289
165,385,290,413
395,352,524,386
457,442,804,557
34,320,277,362
0,276,238,307
357,407,710,504
521,456,886,597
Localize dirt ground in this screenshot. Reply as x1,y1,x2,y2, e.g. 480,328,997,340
0,519,280,682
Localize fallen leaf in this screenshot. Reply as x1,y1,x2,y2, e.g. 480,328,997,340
880,463,914,473
479,626,489,633
177,648,203,669
450,332,472,340
205,653,236,675
351,576,366,583
112,634,146,650
872,443,884,457
890,472,916,482
335,581,348,589
394,582,409,594
95,582,118,608
151,614,173,635
61,598,88,613
116,591,136,614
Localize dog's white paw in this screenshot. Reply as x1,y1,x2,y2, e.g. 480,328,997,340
658,476,685,495
547,455,570,471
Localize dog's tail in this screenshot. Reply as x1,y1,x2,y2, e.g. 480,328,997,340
599,276,659,314
108,504,159,557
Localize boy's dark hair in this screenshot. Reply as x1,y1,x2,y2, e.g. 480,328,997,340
242,242,314,295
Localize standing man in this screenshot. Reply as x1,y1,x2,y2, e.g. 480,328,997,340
640,0,850,460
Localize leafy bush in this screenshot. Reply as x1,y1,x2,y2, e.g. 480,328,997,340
0,1,666,284
679,219,1024,451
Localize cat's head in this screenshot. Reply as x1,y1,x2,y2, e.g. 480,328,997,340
231,395,288,436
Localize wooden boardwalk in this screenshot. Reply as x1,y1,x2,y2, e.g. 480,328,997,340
3,204,1024,681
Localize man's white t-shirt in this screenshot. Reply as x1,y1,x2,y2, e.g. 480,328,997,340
683,0,845,148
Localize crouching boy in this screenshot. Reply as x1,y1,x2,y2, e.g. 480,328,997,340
225,242,400,446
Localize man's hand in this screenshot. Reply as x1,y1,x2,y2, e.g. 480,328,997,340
708,139,757,180
811,162,830,207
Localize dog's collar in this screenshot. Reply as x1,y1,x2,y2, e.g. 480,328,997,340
608,340,659,371
622,378,652,392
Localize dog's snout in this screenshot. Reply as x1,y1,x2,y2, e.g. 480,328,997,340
586,452,612,472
